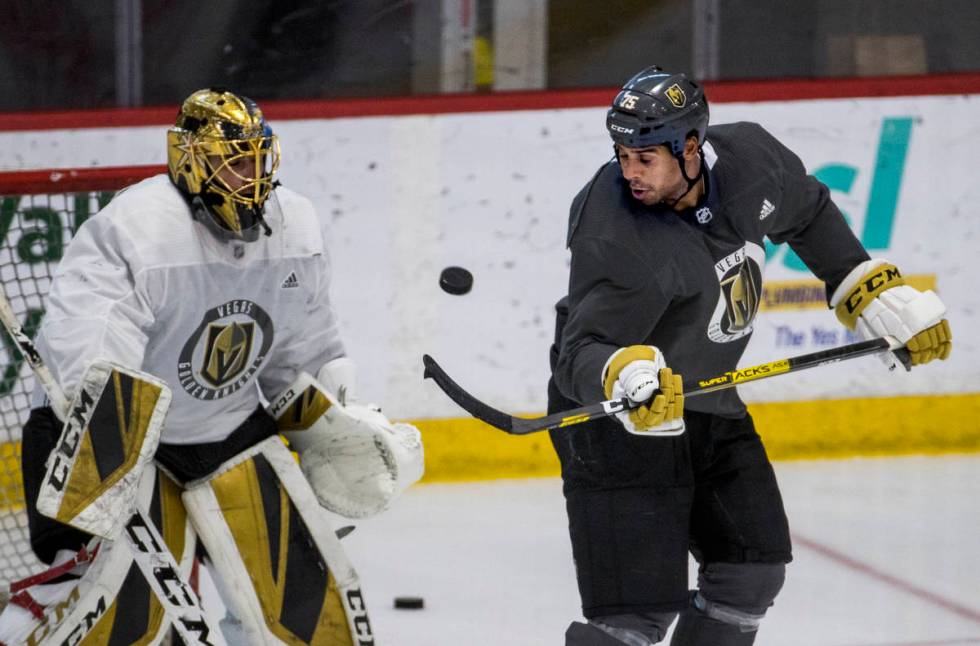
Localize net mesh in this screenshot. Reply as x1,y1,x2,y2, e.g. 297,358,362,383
0,165,163,588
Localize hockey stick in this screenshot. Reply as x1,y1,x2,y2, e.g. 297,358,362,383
0,295,69,415
422,337,911,435
0,293,225,644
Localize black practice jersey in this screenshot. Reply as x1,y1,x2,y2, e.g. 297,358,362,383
553,121,870,417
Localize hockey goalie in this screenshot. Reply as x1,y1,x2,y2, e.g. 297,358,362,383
0,88,423,645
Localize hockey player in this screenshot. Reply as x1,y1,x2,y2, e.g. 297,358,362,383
1,88,423,644
551,66,952,645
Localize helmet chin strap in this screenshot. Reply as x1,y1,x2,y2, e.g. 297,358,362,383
669,147,705,207
251,206,273,237
252,180,281,237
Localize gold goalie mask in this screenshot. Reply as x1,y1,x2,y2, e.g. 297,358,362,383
167,88,281,242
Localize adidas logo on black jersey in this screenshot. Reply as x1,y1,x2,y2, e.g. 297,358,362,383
759,199,776,220
281,271,299,289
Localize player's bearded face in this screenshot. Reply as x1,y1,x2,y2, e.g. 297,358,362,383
616,144,688,207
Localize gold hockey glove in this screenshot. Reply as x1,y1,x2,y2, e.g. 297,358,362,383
601,345,685,436
831,260,952,367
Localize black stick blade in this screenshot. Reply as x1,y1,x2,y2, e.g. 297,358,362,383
422,354,515,432
422,354,632,435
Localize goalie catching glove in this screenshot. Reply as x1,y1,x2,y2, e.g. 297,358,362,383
831,259,952,368
270,358,424,518
601,345,685,436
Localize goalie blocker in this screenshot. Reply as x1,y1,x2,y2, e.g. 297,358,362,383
1,359,221,645
36,360,171,539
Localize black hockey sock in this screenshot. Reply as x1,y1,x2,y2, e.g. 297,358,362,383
565,621,633,645
669,608,757,646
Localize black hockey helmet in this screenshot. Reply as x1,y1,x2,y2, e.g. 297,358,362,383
606,66,709,155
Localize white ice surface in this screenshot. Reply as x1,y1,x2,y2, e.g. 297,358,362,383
199,454,980,645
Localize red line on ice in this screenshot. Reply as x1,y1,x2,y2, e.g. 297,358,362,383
793,532,980,627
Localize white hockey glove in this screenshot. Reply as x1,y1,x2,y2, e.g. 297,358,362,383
270,359,424,519
601,345,685,436
831,259,952,369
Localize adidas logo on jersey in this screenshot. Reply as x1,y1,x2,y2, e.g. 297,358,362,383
281,271,299,289
759,199,776,220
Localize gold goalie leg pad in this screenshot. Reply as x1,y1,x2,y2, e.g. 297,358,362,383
182,436,374,645
37,359,172,538
0,468,195,645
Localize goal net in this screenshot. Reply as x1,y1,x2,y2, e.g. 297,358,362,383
0,164,164,589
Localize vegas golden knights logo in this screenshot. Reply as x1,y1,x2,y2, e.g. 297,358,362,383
707,242,765,343
721,262,759,332
178,299,273,400
201,321,256,387
665,83,687,108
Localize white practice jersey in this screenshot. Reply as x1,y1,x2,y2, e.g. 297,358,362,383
34,174,345,444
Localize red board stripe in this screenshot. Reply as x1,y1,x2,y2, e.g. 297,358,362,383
0,165,166,194
1,72,979,132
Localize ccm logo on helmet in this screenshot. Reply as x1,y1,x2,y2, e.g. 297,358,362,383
610,124,635,134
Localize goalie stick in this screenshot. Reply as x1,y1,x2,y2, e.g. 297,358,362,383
423,337,911,436
0,292,225,645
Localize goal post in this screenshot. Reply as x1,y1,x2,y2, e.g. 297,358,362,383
0,164,165,588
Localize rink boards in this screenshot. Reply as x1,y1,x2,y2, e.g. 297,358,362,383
0,80,978,488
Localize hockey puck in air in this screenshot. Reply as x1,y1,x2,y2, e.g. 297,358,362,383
394,596,425,610
439,266,473,295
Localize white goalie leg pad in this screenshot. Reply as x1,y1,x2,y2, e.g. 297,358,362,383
0,537,132,646
270,369,424,519
182,435,374,645
0,467,194,646
37,358,171,539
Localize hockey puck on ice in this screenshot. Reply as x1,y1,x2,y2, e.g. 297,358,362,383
394,596,425,610
439,266,473,295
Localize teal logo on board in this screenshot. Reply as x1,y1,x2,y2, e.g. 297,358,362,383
765,116,914,271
